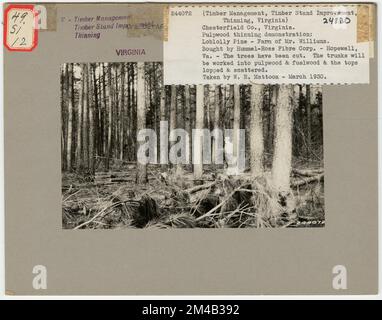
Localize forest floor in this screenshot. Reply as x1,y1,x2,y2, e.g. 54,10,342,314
62,159,325,229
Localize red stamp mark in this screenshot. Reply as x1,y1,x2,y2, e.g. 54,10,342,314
3,4,38,51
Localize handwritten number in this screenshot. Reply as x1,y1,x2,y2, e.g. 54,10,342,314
8,9,34,48
10,24,17,34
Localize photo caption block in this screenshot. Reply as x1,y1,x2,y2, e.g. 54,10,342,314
164,5,370,84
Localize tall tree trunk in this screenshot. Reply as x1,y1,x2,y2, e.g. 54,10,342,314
169,85,177,169
271,85,293,193
292,84,300,157
250,84,264,176
212,85,221,163
92,63,100,158
194,85,204,179
233,84,241,159
61,65,67,171
98,67,104,158
268,85,277,151
66,64,73,171
160,85,167,171
184,84,191,167
126,65,132,159
206,85,211,130
136,62,147,184
113,65,119,158
306,84,312,160
76,64,84,171
82,63,89,170
120,64,125,160
89,64,95,174
106,63,113,170
176,87,184,176
102,63,108,158
228,85,234,128
131,65,137,161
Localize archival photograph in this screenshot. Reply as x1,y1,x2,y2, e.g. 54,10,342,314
61,62,324,229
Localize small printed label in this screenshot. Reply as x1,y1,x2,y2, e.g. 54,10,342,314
4,4,38,51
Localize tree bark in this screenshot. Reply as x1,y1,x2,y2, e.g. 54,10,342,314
268,85,277,151
306,84,312,160
61,66,67,171
169,85,177,169
212,85,221,163
120,64,125,160
92,63,100,158
66,63,73,171
114,64,119,158
75,64,83,171
136,62,147,184
250,84,264,176
176,86,185,176
131,65,137,161
233,84,241,159
89,64,95,174
106,63,113,170
160,84,167,171
194,85,204,179
184,84,191,165
102,63,107,157
271,85,293,193
82,63,89,169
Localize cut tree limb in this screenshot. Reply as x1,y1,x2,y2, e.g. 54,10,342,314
185,181,216,194
291,173,324,187
292,168,323,177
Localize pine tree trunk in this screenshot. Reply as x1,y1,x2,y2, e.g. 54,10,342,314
114,65,119,158
106,63,113,170
120,64,125,160
233,84,241,159
61,66,67,171
76,64,84,172
82,63,89,170
92,63,100,158
268,85,277,151
184,84,191,167
66,64,73,172
160,85,167,171
271,85,293,193
131,65,137,161
126,65,131,159
212,85,221,163
102,63,108,157
206,85,211,130
194,84,204,179
89,64,95,174
169,85,177,169
136,62,147,184
176,86,184,176
250,84,264,176
306,84,312,160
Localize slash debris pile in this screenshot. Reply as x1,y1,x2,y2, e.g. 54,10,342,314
62,166,324,229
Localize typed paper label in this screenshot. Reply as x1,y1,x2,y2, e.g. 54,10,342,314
164,5,370,84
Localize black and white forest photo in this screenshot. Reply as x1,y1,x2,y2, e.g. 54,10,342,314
61,62,324,229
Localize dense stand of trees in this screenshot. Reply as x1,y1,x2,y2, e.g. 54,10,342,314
61,62,323,193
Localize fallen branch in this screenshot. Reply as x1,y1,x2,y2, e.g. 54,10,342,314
185,181,216,194
292,168,324,177
72,202,122,230
195,184,246,221
292,173,324,187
